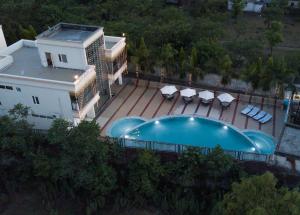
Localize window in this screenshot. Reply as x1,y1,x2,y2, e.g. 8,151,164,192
16,87,21,92
5,86,13,90
58,54,67,63
32,96,40,104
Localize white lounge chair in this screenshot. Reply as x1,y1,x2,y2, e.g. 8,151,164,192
241,105,254,115
259,114,272,124
253,111,267,120
247,107,260,117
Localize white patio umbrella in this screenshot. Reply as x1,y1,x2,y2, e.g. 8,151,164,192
217,93,235,103
160,85,178,95
180,88,196,98
198,90,214,101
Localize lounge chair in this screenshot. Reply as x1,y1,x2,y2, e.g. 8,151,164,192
253,111,267,120
247,107,260,117
259,114,272,124
241,105,254,115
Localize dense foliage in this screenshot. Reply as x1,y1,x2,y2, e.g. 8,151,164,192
1,0,300,92
1,105,300,214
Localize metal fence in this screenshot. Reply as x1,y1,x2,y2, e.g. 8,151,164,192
102,136,272,163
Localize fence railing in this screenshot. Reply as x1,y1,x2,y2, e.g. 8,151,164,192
102,136,272,163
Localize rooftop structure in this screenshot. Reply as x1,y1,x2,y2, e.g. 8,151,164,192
36,23,103,43
0,44,84,82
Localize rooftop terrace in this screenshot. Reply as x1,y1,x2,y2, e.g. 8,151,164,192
0,44,84,83
36,23,103,43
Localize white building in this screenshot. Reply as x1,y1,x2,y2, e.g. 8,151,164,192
228,0,299,13
228,0,265,13
0,23,127,129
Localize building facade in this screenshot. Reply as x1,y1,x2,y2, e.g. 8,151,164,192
0,23,127,129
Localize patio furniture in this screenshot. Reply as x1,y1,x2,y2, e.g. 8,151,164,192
217,93,235,106
241,105,254,115
247,107,260,117
198,90,214,104
221,102,231,108
165,94,175,100
259,114,272,124
160,85,177,96
183,96,193,104
253,111,267,120
180,88,196,97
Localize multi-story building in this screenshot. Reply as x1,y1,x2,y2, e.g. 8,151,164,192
0,23,127,129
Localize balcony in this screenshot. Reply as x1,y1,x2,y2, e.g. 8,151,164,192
71,91,100,120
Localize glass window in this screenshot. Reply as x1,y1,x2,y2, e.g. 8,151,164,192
61,54,67,63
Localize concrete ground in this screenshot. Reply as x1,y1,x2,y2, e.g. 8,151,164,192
97,80,285,141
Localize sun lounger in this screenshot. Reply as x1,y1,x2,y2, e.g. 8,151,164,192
253,111,267,120
259,114,272,124
241,105,254,115
247,107,260,117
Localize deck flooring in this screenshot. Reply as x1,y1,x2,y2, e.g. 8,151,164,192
97,81,285,139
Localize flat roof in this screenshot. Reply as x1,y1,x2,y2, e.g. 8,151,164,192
36,23,103,43
105,41,118,49
0,46,84,82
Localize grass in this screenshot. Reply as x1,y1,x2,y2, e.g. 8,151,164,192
222,13,300,49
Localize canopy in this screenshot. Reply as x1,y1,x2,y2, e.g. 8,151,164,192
160,85,178,95
217,93,235,103
180,88,196,98
198,90,214,100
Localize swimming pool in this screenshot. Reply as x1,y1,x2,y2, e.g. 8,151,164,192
107,115,276,154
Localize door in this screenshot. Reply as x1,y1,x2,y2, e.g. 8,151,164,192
45,52,53,67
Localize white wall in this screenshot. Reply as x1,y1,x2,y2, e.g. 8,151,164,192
0,80,74,129
37,43,88,70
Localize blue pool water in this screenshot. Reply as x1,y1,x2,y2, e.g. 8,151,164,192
243,130,276,154
107,115,276,154
107,117,146,138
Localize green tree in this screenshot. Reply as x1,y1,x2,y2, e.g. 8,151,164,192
127,150,164,206
8,103,30,121
265,21,283,55
231,0,245,21
218,55,233,86
263,0,288,27
215,172,300,215
19,25,37,40
190,46,201,81
178,47,186,79
136,37,150,73
161,43,177,76
259,57,274,91
34,119,116,213
243,58,264,91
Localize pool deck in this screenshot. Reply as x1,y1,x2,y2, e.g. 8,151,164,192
97,79,285,141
